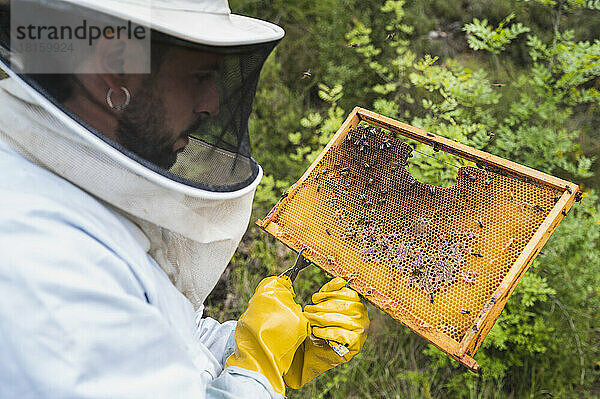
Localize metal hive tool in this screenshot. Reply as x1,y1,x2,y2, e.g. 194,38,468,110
257,107,579,371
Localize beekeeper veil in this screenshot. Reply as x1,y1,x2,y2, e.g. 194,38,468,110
0,0,284,307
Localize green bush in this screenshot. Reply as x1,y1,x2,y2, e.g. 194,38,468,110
208,1,600,397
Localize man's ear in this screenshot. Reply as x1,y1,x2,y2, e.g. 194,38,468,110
92,36,127,91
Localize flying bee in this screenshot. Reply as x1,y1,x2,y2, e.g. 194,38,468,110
386,32,395,40
325,228,331,236
565,185,573,194
492,83,505,88
367,178,374,186
347,42,358,48
487,131,496,138
460,309,470,314
472,252,483,257
484,179,491,185
469,175,477,182
301,69,312,79
534,205,545,212
477,219,484,228
316,184,321,192
428,186,436,195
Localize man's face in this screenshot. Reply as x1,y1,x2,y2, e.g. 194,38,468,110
116,47,221,169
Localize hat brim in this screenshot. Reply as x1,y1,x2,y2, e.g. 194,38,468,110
63,0,285,46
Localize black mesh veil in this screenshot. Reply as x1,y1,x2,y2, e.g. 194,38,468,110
0,1,279,192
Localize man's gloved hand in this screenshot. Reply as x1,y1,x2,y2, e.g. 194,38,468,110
283,277,369,389
226,276,309,396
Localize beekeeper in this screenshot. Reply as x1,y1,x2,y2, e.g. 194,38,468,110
0,0,369,398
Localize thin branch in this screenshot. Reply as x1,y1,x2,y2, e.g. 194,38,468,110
548,0,563,75
551,296,585,386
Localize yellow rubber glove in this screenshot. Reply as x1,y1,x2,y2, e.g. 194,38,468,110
283,277,369,389
226,276,309,396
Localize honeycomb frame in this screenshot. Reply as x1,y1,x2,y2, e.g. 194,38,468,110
257,107,579,372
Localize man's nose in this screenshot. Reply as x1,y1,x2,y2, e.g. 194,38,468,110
195,77,219,117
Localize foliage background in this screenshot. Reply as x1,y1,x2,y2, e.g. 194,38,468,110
205,1,600,397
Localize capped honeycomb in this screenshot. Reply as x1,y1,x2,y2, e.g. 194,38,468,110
258,108,577,371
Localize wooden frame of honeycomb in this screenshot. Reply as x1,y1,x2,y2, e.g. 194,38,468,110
257,107,579,371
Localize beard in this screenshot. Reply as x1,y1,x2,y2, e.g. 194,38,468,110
115,82,182,170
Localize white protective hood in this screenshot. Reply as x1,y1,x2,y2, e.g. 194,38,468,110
0,74,260,308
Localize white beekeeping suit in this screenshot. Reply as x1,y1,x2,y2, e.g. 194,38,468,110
0,0,287,397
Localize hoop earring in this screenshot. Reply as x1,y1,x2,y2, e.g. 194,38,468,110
106,86,131,111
